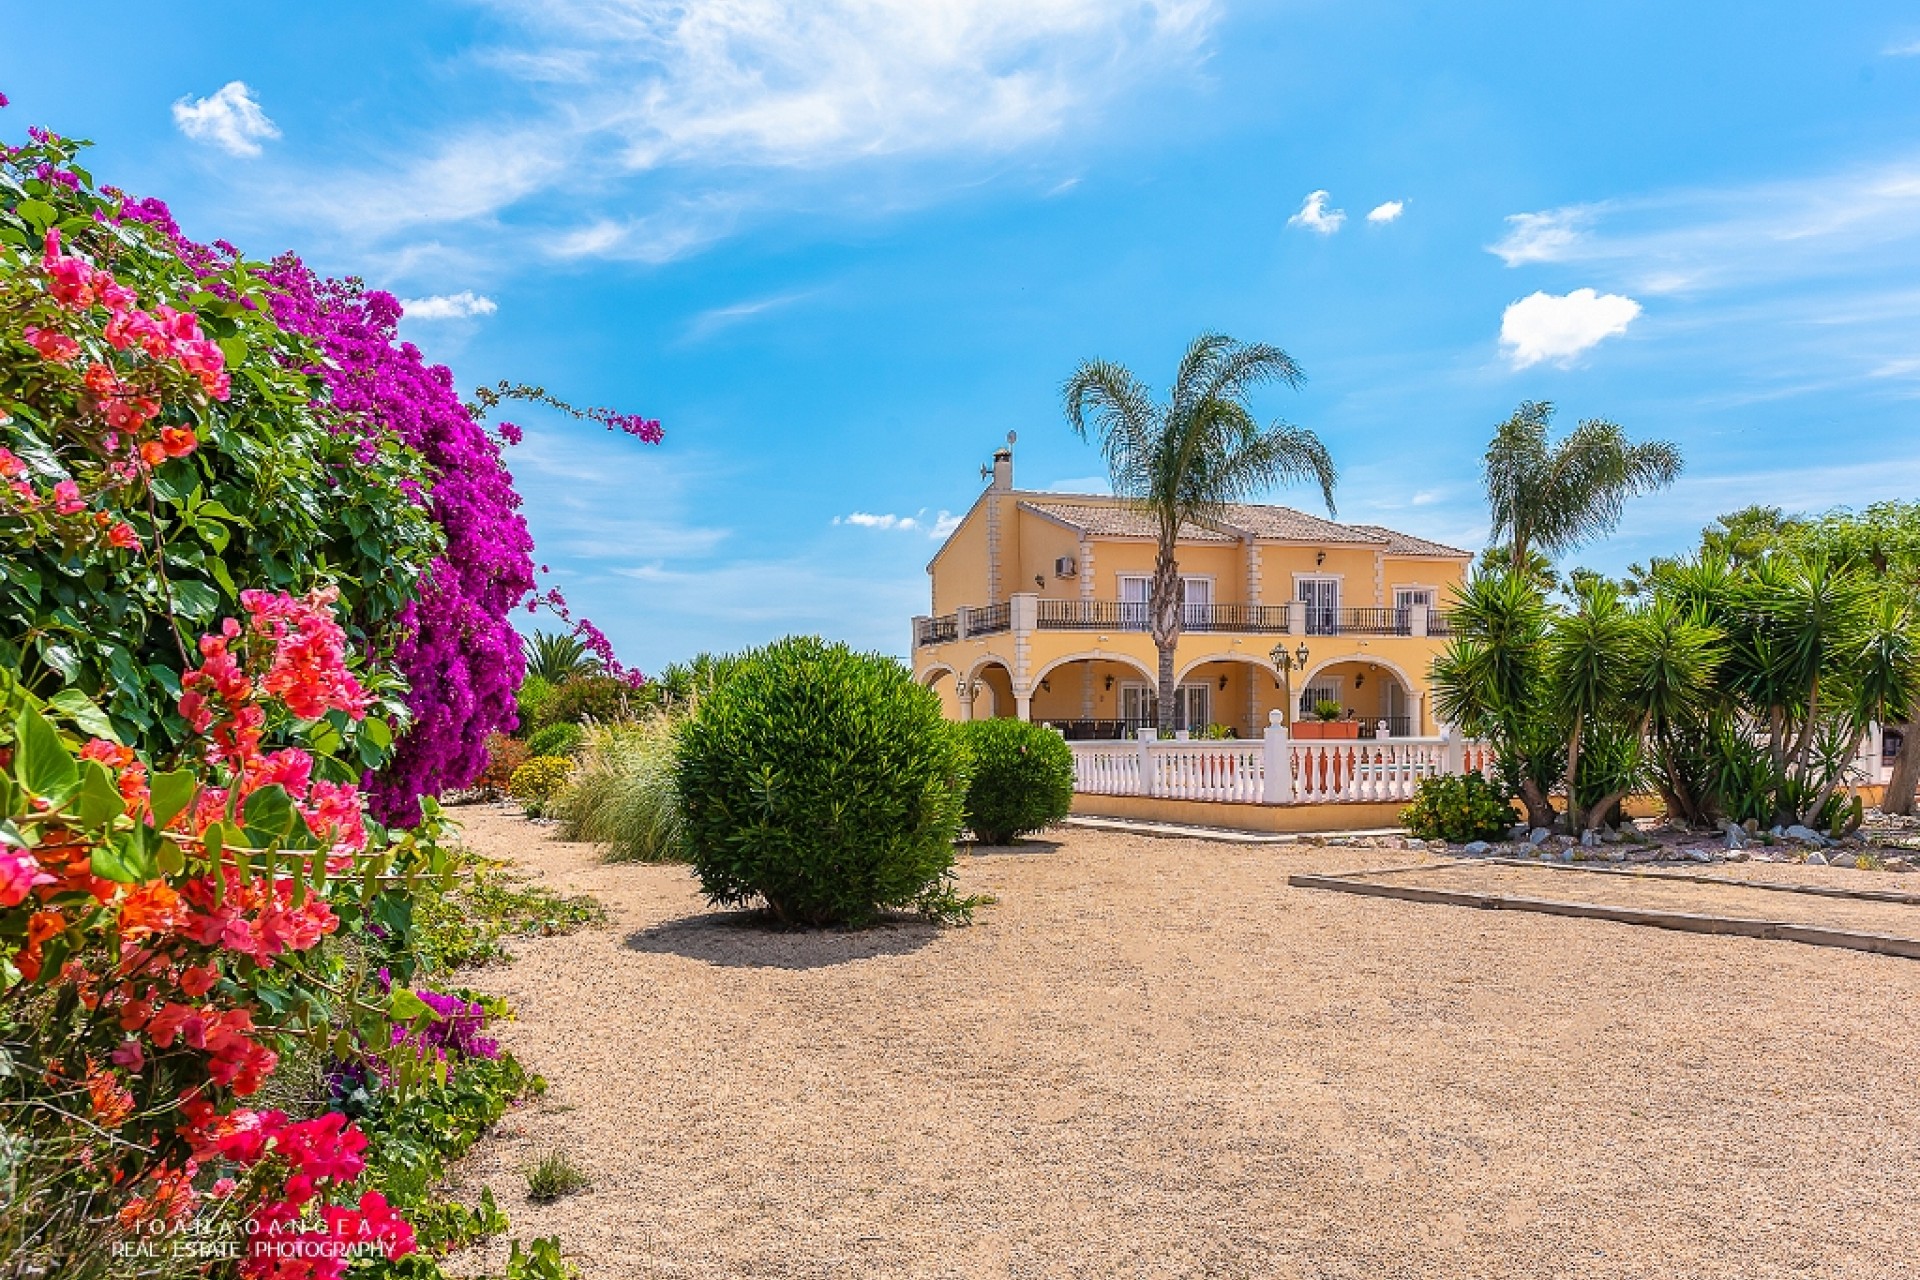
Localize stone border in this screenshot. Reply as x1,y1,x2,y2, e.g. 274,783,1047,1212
1289,861,1920,961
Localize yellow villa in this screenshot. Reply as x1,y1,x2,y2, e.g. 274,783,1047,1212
911,445,1471,740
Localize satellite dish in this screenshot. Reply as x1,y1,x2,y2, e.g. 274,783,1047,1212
1006,430,1017,446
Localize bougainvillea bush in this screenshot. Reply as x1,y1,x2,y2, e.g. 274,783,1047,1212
0,107,586,1278
0,128,435,776
1,123,659,827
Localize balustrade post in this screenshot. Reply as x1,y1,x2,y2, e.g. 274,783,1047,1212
1286,600,1302,637
911,615,929,651
1410,607,1428,638
1137,727,1159,798
1262,711,1293,804
1441,724,1464,776
955,606,973,641
1376,718,1390,739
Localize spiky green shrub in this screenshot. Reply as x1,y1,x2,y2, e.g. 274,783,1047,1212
556,718,685,863
1401,773,1516,843
956,719,1074,844
675,636,974,925
527,721,585,759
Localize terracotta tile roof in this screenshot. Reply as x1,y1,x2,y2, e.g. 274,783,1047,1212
1013,494,1469,559
1210,503,1381,544
1018,498,1236,542
1346,524,1473,558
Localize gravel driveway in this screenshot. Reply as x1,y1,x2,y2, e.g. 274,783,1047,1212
443,807,1920,1280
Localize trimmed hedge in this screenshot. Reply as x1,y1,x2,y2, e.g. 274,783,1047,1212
957,719,1074,844
675,636,972,925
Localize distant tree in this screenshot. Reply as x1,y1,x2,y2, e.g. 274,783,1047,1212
1064,333,1336,732
1701,505,1807,567
1483,401,1683,575
523,629,600,683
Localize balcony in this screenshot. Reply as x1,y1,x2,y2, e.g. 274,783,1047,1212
914,596,1451,649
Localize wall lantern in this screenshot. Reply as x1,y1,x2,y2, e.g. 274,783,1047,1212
1040,677,1051,693
1103,674,1114,692
1315,551,1325,566
1218,673,1229,691
1354,672,1365,689
1034,574,1045,589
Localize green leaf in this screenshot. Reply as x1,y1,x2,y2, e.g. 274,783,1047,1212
389,987,434,1022
242,784,297,845
216,335,248,366
363,716,394,750
13,708,77,804
91,829,158,883
169,579,221,621
16,200,57,232
47,689,116,740
149,769,198,830
77,760,126,827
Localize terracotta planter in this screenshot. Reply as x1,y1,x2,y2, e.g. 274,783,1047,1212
1293,721,1360,740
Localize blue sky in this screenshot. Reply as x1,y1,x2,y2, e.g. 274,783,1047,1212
7,2,1920,669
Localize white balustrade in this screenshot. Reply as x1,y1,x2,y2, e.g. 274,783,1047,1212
1068,726,1494,807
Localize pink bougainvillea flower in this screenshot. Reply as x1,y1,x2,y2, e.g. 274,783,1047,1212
0,850,55,907
22,324,80,362
51,479,84,514
110,1038,145,1072
105,521,141,550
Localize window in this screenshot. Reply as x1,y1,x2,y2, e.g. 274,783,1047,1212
1120,682,1212,731
1302,683,1339,712
1298,578,1339,635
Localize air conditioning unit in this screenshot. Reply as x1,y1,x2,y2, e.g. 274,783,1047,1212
1054,555,1078,578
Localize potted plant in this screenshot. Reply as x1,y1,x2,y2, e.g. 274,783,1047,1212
1295,699,1360,740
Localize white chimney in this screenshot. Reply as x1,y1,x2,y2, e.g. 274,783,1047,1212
991,445,1012,491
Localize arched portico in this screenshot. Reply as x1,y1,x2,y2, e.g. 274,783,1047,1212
1294,652,1424,736
1026,651,1159,739
917,662,963,720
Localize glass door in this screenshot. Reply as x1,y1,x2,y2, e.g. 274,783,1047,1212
1393,587,1432,635
1180,576,1213,630
1177,683,1212,733
1119,576,1150,631
1298,578,1339,635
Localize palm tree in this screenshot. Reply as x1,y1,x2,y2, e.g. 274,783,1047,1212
1485,401,1683,574
523,629,600,683
1063,333,1337,733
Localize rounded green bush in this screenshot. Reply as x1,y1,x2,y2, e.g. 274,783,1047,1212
509,756,574,804
957,719,1074,845
1401,773,1516,843
527,721,586,759
675,636,971,926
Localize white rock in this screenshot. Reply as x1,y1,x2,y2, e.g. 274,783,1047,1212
1784,824,1823,843
1830,853,1858,869
1529,827,1552,846
1804,851,1829,867
1462,841,1492,855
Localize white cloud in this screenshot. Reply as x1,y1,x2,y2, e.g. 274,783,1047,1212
1287,189,1345,235
1366,200,1405,224
1499,288,1642,368
684,291,812,341
835,507,964,538
171,81,280,158
836,511,920,531
1043,475,1110,494
1884,39,1920,56
398,290,498,320
1489,208,1593,267
276,0,1218,258
1488,160,1920,294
